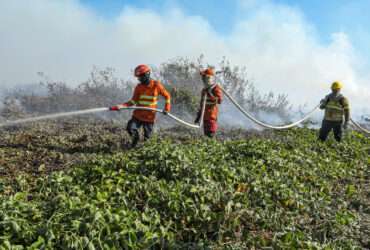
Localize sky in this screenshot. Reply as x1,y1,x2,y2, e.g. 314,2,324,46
80,0,370,56
0,0,369,115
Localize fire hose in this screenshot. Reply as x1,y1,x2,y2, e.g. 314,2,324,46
220,86,369,133
350,118,370,134
220,85,321,130
214,73,369,133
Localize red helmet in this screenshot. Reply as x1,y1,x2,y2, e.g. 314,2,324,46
200,68,215,76
134,64,151,77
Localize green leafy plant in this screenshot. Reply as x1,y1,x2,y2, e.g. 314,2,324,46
0,124,369,249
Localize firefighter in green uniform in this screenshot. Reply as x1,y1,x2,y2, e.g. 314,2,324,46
318,81,350,142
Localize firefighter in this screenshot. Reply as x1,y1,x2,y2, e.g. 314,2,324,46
110,64,171,147
318,81,350,142
194,68,223,137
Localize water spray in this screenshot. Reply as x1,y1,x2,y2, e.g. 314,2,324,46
0,108,109,128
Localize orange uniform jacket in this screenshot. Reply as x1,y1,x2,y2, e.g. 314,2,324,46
199,84,223,121
124,80,171,123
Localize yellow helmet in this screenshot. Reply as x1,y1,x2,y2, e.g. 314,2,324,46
331,81,343,90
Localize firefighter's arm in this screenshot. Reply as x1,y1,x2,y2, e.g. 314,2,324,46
158,83,171,112
319,95,329,110
124,86,140,107
109,86,138,111
214,86,223,104
342,97,350,123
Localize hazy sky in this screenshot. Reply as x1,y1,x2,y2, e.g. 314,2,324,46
0,0,369,113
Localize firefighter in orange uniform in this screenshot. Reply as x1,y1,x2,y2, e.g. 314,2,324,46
110,65,171,147
194,68,223,137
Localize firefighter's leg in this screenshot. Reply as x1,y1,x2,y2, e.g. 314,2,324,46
205,132,215,138
126,118,141,147
143,122,154,141
333,121,343,142
204,120,217,138
203,121,210,136
318,120,331,142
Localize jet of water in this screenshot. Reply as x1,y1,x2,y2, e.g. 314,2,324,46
0,107,109,128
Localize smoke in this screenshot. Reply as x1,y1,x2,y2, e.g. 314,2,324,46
0,0,369,120
219,101,257,130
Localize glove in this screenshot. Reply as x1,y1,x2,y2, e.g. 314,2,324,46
320,99,327,109
109,106,120,111
163,107,171,115
343,121,348,130
109,104,127,111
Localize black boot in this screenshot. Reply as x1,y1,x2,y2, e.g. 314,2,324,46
205,132,215,138
130,135,139,148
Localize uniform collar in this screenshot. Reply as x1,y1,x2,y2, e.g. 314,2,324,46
329,92,343,100
140,79,155,87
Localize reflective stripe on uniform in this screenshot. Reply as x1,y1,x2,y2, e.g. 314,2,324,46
137,101,158,106
206,97,218,105
325,100,344,121
206,101,217,105
137,94,158,106
326,104,343,111
139,95,158,100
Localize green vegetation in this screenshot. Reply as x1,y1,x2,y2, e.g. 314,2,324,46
0,123,369,249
